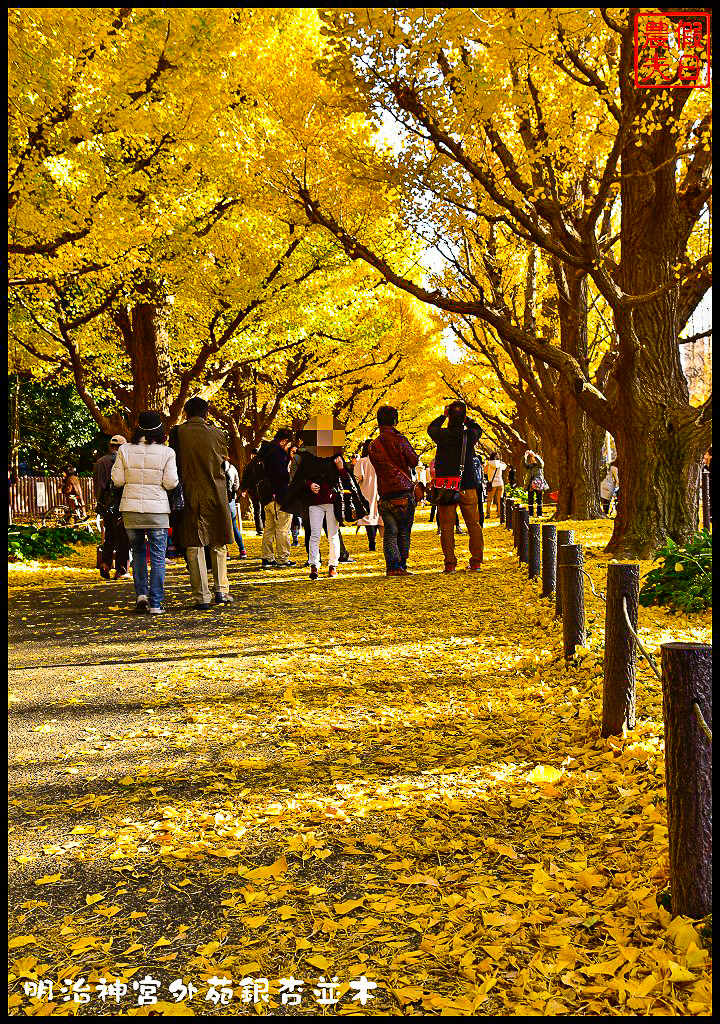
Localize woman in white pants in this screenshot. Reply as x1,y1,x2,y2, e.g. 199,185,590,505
281,451,351,580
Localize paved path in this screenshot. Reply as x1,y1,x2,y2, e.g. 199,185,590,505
10,519,530,855
7,519,560,1016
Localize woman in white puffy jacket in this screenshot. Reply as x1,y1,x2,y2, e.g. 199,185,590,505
111,411,179,614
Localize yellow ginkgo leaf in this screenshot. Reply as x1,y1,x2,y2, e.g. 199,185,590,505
244,915,268,928
668,961,696,984
334,898,365,915
306,954,331,970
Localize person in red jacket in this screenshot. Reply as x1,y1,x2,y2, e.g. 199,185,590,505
368,406,419,577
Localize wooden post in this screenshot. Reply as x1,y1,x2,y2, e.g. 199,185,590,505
505,499,515,533
528,523,542,579
499,496,505,525
661,642,712,919
602,564,639,737
513,504,520,548
560,543,585,659
517,508,529,564
701,470,711,530
555,529,575,618
541,523,556,598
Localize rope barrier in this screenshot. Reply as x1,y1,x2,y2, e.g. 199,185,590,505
692,701,713,743
509,527,708,742
579,569,606,602
622,594,662,682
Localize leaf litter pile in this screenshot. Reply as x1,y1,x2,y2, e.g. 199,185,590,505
8,515,712,1016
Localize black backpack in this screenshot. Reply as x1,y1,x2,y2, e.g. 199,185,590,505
96,480,121,516
242,453,273,505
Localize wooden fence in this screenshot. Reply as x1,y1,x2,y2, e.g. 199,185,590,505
9,476,95,519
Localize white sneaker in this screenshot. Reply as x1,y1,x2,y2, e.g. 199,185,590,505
134,596,149,613
148,605,165,615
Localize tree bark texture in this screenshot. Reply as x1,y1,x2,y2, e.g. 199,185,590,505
607,35,712,556
541,523,556,598
660,642,712,919
602,563,639,737
560,544,585,659
555,529,575,618
113,299,174,430
553,264,604,521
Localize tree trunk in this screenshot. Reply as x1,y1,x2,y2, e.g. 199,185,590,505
605,28,711,555
537,430,560,495
111,298,175,431
608,406,704,556
128,301,174,423
554,392,605,520
553,263,604,520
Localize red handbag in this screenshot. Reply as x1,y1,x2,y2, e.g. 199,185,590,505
426,431,467,506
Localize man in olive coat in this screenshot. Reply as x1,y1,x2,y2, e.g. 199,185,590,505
172,397,234,609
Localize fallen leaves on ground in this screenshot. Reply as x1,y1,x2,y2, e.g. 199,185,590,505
8,516,712,1016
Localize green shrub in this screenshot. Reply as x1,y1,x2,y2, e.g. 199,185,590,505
7,525,100,563
504,484,528,503
639,530,712,613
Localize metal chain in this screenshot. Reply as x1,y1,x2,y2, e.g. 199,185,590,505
692,701,713,743
622,595,663,682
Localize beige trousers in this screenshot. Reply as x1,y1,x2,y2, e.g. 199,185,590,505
261,501,292,564
186,545,228,604
438,489,484,569
486,485,504,518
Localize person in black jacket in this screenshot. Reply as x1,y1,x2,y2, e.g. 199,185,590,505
242,447,265,535
258,429,296,569
427,401,484,572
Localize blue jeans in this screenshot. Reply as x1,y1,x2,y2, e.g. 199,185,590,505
229,499,246,553
379,495,415,571
126,528,168,609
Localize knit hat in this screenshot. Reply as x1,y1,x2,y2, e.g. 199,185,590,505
137,411,163,431
110,434,127,445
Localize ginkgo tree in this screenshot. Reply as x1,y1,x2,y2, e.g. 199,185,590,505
272,7,711,556
208,288,444,469
9,209,438,443
9,8,446,449
442,238,618,516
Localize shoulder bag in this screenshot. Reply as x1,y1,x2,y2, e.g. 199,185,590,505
334,473,370,524
168,480,185,528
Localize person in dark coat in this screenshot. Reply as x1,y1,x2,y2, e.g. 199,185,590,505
368,405,420,576
243,447,265,535
171,397,234,609
257,428,296,569
93,434,130,579
427,401,484,572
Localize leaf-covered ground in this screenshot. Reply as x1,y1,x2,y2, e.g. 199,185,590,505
8,512,712,1016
